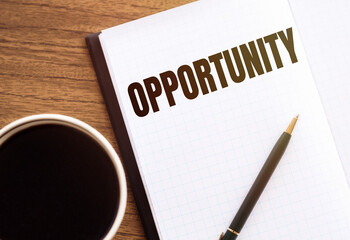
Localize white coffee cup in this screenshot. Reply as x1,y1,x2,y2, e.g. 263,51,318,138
0,114,127,240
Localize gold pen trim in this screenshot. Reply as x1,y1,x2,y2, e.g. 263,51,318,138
285,114,299,135
228,228,239,236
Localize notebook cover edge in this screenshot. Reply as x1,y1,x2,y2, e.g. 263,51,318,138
85,32,160,240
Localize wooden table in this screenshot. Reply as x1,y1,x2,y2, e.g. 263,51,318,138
0,0,193,239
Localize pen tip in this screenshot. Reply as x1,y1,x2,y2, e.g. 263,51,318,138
285,115,299,135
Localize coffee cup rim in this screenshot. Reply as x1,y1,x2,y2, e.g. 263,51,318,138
0,114,127,240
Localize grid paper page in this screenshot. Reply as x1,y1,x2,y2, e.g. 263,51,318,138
100,0,350,239
288,0,350,183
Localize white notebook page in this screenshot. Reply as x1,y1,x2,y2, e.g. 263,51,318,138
100,0,350,239
288,0,350,183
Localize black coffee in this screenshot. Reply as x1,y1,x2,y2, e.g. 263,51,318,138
0,124,119,240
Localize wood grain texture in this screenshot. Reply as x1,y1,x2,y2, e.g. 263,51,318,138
0,0,193,239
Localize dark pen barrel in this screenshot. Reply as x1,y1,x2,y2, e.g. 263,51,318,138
221,132,291,240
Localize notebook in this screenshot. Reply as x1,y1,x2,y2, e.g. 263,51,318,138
85,0,350,239
287,0,350,184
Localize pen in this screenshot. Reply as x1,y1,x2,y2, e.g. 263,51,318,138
219,115,299,240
